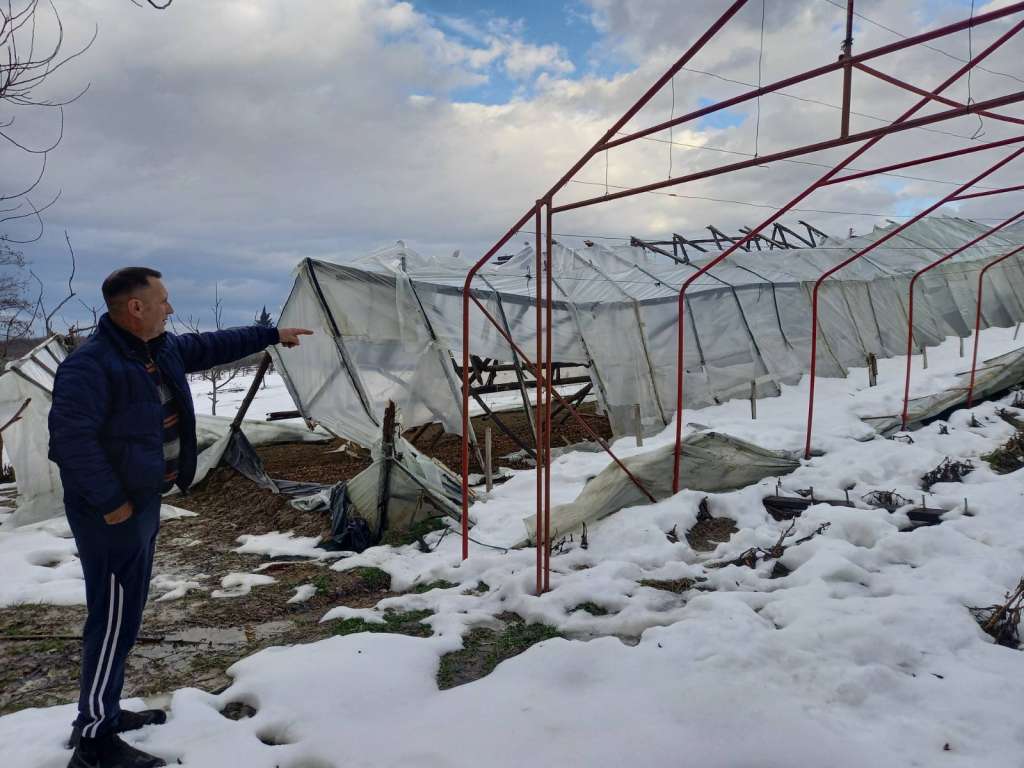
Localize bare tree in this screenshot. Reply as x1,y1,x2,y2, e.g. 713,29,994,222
0,239,32,363
183,283,244,417
1,2,94,242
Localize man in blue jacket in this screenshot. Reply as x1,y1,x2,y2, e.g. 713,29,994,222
49,267,311,768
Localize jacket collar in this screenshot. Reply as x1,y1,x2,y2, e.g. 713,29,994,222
98,313,166,361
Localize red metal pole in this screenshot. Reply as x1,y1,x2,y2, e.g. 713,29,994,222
967,245,1024,406
461,205,538,560
535,203,544,595
544,202,554,593
840,0,855,138
900,210,1024,429
853,62,1024,129
806,145,1024,458
672,18,1024,490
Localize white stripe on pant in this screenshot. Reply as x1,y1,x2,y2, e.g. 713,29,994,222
83,574,125,739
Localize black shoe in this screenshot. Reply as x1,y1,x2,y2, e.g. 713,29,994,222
67,732,166,768
117,710,167,732
69,710,167,748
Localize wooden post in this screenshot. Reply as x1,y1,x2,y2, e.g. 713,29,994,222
959,335,965,357
749,380,757,419
634,404,643,447
921,344,928,370
230,353,272,432
867,353,878,387
1015,322,1021,341
484,427,493,493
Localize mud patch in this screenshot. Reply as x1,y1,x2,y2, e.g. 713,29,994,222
220,700,259,721
686,517,738,552
638,577,706,594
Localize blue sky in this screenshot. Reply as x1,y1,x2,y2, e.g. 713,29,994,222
414,0,622,102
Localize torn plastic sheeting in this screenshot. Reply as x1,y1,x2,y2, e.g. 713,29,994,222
194,414,329,452
292,436,469,552
864,346,1024,434
274,218,1024,448
521,431,800,543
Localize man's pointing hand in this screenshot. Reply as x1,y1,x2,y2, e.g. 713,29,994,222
277,328,313,348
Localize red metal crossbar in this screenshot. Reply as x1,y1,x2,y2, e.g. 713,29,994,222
900,210,1024,429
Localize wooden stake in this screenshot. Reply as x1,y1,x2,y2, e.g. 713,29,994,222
867,353,878,387
750,380,757,420
230,353,272,432
634,404,644,447
959,335,965,357
921,344,928,370
1015,322,1021,341
485,426,493,493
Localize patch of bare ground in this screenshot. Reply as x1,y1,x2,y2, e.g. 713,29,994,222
0,557,393,714
0,404,613,716
686,517,738,552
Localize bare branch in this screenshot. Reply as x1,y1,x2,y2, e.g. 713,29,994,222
1,2,92,225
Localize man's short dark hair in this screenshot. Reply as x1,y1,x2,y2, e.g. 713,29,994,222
102,267,162,308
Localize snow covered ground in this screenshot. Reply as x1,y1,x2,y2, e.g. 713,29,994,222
4,328,1024,767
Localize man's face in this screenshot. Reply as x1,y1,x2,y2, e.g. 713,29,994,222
128,278,174,341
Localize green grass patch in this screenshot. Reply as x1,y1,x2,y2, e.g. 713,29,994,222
347,566,392,592
331,609,433,639
380,517,449,547
437,614,561,690
311,573,332,595
570,602,609,616
411,579,457,594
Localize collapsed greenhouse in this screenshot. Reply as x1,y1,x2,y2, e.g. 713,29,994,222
270,216,1024,450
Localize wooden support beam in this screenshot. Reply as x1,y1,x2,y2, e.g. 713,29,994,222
471,392,536,460
266,409,302,421
407,421,433,446
231,353,273,431
469,375,591,396
553,382,593,426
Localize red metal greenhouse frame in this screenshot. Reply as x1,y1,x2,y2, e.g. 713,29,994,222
457,0,1024,594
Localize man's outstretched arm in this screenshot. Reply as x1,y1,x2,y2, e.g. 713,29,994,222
175,326,312,374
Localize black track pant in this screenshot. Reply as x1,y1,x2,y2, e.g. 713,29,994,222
66,493,161,739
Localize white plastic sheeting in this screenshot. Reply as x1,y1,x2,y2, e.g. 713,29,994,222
0,338,327,528
273,218,1024,448
521,431,800,543
864,345,1024,434
0,337,68,528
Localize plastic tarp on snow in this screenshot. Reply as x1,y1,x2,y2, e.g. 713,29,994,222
864,346,1024,434
0,336,328,528
520,431,800,542
271,217,1024,448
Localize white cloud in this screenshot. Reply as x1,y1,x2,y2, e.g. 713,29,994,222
2,0,1021,326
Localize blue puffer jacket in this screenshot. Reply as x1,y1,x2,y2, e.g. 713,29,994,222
48,313,279,517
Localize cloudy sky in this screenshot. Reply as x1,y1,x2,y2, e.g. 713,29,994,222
2,0,1022,329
